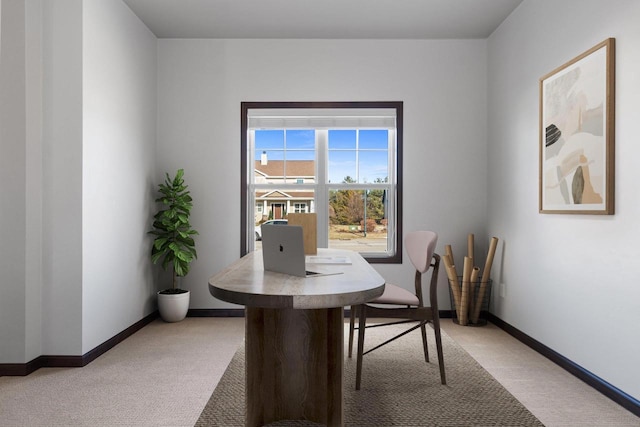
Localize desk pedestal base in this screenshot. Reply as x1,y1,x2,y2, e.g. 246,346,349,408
245,307,344,427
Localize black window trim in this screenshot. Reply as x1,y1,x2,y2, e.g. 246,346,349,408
241,101,403,264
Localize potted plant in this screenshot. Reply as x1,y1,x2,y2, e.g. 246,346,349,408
149,169,198,322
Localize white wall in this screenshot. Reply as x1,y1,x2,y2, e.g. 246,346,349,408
157,39,489,309
0,0,27,363
81,0,157,353
0,0,158,364
25,0,44,362
40,0,83,356
487,0,640,400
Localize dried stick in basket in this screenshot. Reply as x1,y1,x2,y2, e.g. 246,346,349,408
443,254,462,320
471,237,499,324
460,256,473,326
445,244,455,266
469,266,480,323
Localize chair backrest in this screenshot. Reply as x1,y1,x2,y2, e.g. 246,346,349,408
405,231,438,274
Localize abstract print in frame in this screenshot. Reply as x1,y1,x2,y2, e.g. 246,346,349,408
539,38,615,214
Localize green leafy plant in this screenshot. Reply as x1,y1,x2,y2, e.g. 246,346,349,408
149,169,198,293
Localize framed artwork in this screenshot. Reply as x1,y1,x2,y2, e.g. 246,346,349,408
539,38,615,214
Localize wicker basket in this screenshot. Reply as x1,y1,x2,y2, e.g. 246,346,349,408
448,276,492,326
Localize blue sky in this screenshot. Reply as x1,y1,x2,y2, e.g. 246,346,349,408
255,129,388,183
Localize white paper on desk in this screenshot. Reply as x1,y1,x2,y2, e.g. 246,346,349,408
305,256,352,265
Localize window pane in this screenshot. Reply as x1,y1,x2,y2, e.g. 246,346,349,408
328,150,356,184
255,130,284,150
328,189,387,253
328,130,357,183
254,189,315,221
359,129,388,149
284,130,315,177
254,189,316,248
358,150,388,183
328,129,389,184
328,130,356,149
286,129,315,150
255,130,316,183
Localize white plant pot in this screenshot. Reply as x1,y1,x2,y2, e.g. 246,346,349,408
157,290,190,322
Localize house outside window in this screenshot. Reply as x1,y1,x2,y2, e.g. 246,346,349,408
254,203,264,223
241,102,403,263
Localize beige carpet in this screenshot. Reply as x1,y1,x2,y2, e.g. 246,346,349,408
196,323,544,426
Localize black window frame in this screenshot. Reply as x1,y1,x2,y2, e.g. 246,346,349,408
241,101,403,264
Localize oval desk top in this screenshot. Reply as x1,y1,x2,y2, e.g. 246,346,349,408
208,248,385,309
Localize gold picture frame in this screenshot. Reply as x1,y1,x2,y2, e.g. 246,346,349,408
539,38,615,214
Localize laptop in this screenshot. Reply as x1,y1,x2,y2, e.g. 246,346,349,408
261,224,342,278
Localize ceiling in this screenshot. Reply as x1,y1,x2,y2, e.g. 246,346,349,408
122,0,523,39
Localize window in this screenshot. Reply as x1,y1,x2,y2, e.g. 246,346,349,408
241,102,403,263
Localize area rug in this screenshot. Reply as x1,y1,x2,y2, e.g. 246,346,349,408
196,323,543,426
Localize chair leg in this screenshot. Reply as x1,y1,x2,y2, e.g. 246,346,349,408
355,305,367,390
420,322,429,363
433,319,446,385
348,305,356,358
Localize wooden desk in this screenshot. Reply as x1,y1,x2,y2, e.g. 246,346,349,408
209,248,385,427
